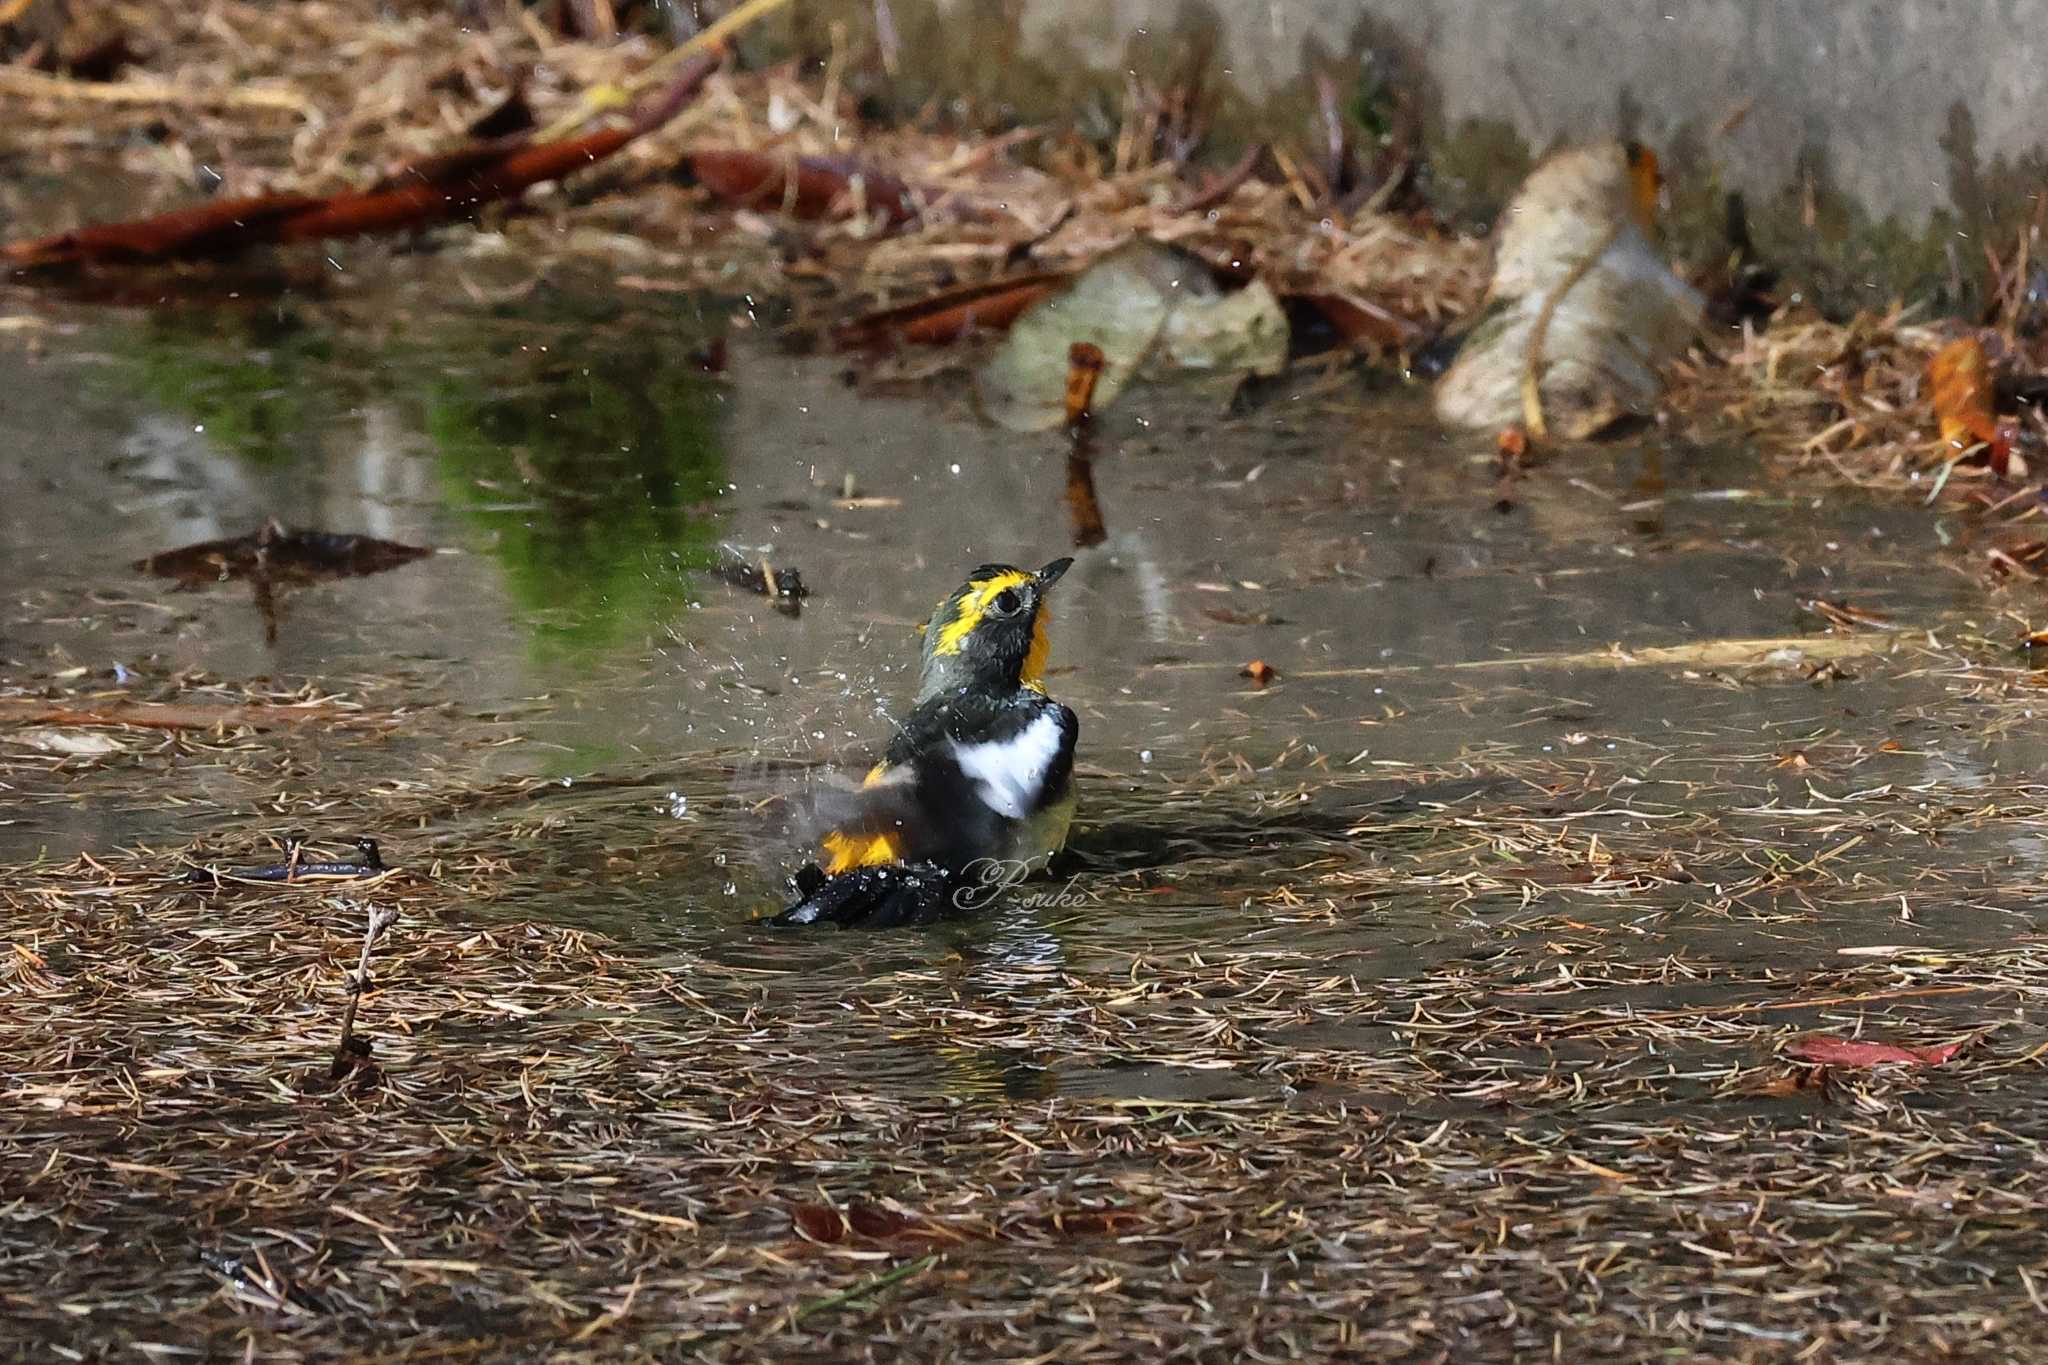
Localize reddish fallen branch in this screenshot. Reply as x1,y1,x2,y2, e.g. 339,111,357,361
686,149,919,226
833,272,1066,347
2,52,721,270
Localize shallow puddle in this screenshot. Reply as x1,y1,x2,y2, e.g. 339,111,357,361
3,257,2044,1103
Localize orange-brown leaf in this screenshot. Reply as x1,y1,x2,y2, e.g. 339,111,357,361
1063,341,1106,426
1928,336,2010,471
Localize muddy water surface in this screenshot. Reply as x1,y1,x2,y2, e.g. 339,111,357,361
4,259,2042,1101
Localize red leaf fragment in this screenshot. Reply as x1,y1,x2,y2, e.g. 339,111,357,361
1784,1034,1965,1068
688,150,918,226
788,1201,959,1246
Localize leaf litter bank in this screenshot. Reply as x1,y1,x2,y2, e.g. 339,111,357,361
12,637,2048,1359
13,4,2048,1361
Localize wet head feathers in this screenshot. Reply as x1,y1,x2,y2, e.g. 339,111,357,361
916,559,1071,701
932,568,1037,658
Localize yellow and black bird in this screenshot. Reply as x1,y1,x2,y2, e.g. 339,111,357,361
774,557,1079,928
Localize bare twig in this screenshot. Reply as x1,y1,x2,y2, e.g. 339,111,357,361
329,903,399,1081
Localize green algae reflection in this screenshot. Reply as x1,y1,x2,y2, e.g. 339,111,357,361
420,307,729,660
112,296,731,661
117,309,336,465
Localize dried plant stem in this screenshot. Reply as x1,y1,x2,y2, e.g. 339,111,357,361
536,0,801,140
329,904,399,1080
0,66,312,116
792,1254,938,1324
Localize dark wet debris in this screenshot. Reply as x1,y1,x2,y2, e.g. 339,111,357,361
134,519,434,643
179,835,388,888
135,521,434,587
713,544,810,616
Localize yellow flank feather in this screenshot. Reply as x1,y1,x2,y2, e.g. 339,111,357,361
822,829,904,872
819,761,901,871
933,570,1035,657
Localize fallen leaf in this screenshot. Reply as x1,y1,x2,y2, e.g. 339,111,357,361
1928,335,2012,474
976,243,1186,431
1435,141,1703,439
1784,1034,1965,1068
1157,278,1288,374
1241,659,1278,686
976,241,1288,432
6,727,128,756
136,522,434,588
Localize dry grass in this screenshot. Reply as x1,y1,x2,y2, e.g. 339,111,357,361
0,0,1486,334
9,650,2048,1360
9,841,2048,1361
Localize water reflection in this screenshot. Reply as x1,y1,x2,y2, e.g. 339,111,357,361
116,307,336,465
101,291,733,661
421,307,727,658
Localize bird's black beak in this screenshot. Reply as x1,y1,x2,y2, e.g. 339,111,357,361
1036,557,1074,589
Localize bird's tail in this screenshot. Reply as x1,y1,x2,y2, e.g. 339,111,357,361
769,859,961,929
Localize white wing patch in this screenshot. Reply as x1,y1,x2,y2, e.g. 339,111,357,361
950,709,1067,820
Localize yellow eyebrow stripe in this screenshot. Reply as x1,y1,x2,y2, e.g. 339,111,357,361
932,570,1034,657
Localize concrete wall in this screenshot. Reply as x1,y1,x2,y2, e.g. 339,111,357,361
812,0,2048,296
966,1,2037,223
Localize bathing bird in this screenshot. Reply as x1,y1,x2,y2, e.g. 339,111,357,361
773,557,1079,928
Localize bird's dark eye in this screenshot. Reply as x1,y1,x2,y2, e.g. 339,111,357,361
989,589,1023,618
